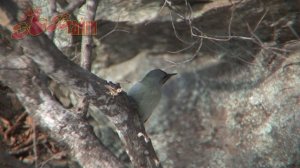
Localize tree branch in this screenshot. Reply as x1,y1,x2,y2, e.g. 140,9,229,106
81,0,98,71
0,56,124,168
78,0,99,115
0,1,162,168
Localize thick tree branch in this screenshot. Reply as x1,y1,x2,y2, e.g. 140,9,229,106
0,1,162,168
0,56,124,168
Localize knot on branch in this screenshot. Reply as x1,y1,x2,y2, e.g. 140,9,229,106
105,82,123,97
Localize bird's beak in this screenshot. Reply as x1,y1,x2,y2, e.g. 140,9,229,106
162,73,177,84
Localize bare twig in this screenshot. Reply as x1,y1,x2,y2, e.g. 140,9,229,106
253,9,269,32
79,0,99,116
165,37,203,66
287,21,300,40
4,112,27,137
39,151,67,168
99,19,130,40
165,0,281,69
169,10,191,44
47,0,57,39
63,0,86,14
32,121,38,168
167,41,197,53
46,0,86,40
80,0,98,71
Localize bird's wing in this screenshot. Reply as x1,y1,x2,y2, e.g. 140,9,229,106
128,82,161,122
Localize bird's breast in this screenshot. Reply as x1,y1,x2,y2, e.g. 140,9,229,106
128,82,161,122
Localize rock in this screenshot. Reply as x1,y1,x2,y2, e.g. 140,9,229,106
92,0,300,167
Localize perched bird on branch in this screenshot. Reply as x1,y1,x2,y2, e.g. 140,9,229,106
128,69,176,122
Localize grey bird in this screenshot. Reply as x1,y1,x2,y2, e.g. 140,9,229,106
128,69,176,122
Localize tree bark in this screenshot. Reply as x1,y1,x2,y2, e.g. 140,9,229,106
0,56,125,168
0,1,162,167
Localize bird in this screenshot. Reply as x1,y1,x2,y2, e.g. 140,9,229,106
128,69,176,122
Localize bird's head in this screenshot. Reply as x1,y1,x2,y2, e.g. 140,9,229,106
141,69,177,86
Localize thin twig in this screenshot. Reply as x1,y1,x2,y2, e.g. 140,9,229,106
253,9,269,32
46,0,86,40
99,17,130,41
47,0,57,39
169,10,191,44
167,41,197,53
32,121,38,168
79,0,99,116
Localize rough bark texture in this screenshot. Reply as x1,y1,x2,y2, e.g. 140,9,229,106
0,56,124,168
0,1,162,168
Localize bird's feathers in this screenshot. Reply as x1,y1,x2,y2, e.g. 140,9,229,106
128,82,161,122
